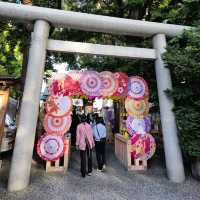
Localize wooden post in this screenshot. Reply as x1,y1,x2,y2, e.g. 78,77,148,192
0,90,9,148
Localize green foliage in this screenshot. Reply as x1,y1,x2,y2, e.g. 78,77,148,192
0,22,25,76
150,0,200,25
164,27,200,157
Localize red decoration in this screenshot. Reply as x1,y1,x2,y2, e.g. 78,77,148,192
63,75,82,96
130,133,156,160
113,72,128,96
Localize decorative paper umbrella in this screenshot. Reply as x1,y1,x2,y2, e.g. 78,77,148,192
126,116,151,136
130,134,144,159
100,71,118,97
45,95,72,117
48,79,63,96
113,72,128,96
68,70,82,81
130,133,156,160
43,114,72,135
142,133,156,160
63,75,82,96
125,97,149,118
37,134,65,161
80,71,102,97
128,76,149,100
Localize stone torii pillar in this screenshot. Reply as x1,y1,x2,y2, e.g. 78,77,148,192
8,20,50,191
153,34,185,182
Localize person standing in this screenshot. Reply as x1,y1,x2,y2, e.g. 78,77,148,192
93,117,107,171
76,114,95,177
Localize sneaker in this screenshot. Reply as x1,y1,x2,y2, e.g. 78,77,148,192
88,173,92,176
97,169,102,172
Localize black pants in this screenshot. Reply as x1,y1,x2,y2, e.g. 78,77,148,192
95,141,106,170
80,148,93,177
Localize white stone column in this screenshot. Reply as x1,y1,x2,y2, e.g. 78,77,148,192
8,20,50,191
153,34,185,182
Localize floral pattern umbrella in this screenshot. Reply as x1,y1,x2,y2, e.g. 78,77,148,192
130,134,144,159
37,134,65,161
48,79,63,96
100,71,118,97
128,76,149,100
142,133,156,160
80,71,102,97
45,95,72,117
126,116,151,136
63,75,82,96
125,97,149,118
43,114,72,135
113,72,128,96
130,133,156,160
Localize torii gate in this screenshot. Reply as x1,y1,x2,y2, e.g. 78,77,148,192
0,2,190,191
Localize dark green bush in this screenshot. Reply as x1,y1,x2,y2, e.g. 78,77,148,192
164,27,200,157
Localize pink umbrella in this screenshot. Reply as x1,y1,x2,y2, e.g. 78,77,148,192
113,72,128,96
43,114,72,135
80,71,102,97
45,95,72,117
100,71,118,97
37,134,65,161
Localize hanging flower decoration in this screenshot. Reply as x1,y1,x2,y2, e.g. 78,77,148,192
80,71,102,97
126,116,151,136
113,72,128,96
125,97,149,118
37,134,65,161
43,114,72,135
128,76,149,100
45,95,72,117
100,71,118,97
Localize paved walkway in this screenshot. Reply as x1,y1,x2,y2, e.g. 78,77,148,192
0,146,200,200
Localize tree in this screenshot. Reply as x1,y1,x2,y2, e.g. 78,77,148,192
164,27,200,158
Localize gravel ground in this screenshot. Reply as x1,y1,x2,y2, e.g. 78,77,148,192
0,145,200,200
